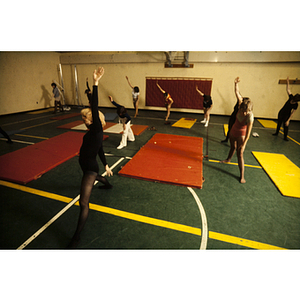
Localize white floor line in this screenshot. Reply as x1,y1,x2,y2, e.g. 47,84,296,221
17,157,125,250
0,138,34,145
187,187,208,250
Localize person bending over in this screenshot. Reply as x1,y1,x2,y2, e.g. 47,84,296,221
108,95,135,149
273,76,300,141
196,85,213,127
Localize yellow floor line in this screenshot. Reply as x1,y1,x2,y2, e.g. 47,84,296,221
209,231,286,250
0,180,286,250
279,130,300,145
21,120,57,130
15,134,49,140
209,159,262,169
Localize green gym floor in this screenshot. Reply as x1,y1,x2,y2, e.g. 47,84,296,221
0,107,300,250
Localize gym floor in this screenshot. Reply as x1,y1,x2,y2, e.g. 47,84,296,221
0,106,300,250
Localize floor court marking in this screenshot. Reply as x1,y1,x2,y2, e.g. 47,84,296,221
279,130,300,145
208,159,262,169
187,187,208,250
15,134,49,140
0,138,35,145
21,120,57,130
12,157,125,250
0,180,286,250
2,114,57,126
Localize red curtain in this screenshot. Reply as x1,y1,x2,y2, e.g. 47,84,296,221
146,78,212,109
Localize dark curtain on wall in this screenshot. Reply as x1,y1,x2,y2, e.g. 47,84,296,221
146,77,212,110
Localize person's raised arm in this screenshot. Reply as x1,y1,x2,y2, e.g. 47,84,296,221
234,77,243,104
196,85,204,96
156,81,165,93
91,67,104,129
126,76,134,89
108,95,122,108
93,67,104,86
286,76,292,95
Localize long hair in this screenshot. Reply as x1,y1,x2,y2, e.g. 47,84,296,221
240,98,253,112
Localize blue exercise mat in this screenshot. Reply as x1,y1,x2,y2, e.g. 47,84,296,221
104,113,118,121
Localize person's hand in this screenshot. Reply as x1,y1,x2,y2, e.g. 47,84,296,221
93,67,104,85
285,120,290,127
234,77,240,84
108,95,113,102
126,76,128,80
105,165,113,177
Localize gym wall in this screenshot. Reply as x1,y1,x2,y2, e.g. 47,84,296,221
0,51,299,121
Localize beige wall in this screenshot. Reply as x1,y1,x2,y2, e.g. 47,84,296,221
1,51,300,121
0,52,60,115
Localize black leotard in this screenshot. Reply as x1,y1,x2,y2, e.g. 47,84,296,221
79,85,107,174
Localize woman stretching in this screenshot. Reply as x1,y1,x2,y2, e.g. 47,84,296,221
108,95,135,149
126,76,140,118
221,77,245,143
156,81,174,122
220,99,254,184
68,67,113,248
273,76,300,141
196,85,213,127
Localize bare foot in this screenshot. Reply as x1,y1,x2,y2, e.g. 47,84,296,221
220,159,230,163
240,178,246,184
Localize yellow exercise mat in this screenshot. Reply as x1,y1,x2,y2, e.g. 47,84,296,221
223,124,228,136
257,119,277,129
172,118,197,129
252,151,300,198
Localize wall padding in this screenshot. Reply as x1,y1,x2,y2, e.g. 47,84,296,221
146,77,212,110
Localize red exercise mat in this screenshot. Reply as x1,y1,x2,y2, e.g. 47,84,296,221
119,133,204,189
0,131,85,184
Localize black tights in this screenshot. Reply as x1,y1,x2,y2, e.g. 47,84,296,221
96,174,112,188
68,171,97,248
274,116,289,140
68,171,112,248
